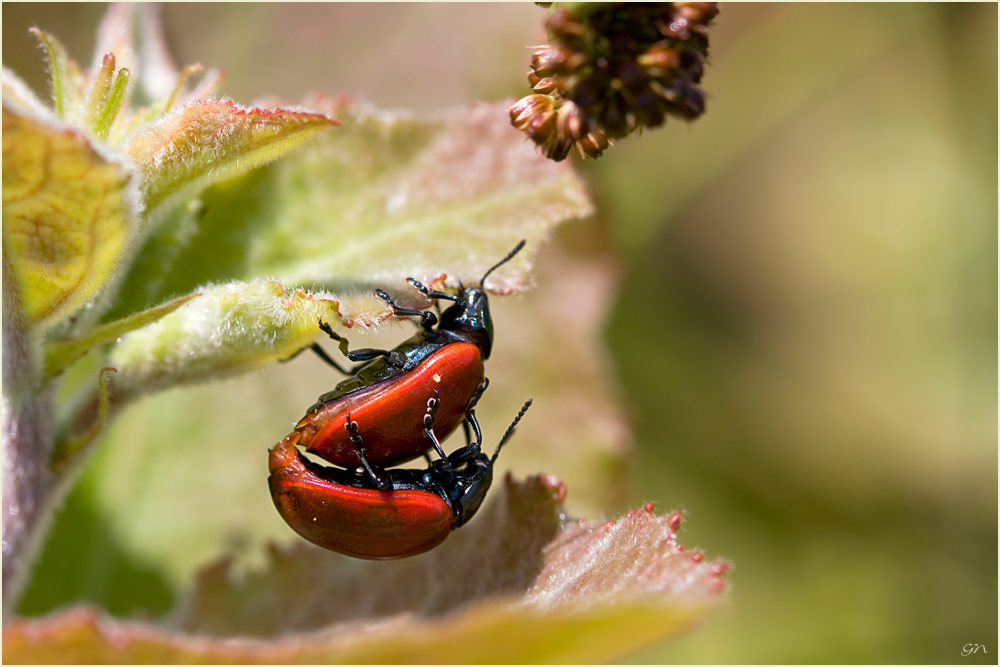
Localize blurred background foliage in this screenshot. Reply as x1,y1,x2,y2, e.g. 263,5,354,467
3,3,996,663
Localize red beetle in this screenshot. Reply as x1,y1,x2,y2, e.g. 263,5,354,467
284,241,526,469
268,398,532,559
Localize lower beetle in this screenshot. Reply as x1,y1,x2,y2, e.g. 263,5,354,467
284,241,526,470
269,397,532,559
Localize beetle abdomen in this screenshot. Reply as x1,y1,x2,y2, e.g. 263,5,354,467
296,343,485,468
268,445,453,560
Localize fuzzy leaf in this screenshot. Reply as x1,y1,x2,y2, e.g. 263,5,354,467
43,292,201,384
107,278,384,401
5,477,727,664
1,107,137,328
107,100,594,322
124,100,337,226
245,100,595,291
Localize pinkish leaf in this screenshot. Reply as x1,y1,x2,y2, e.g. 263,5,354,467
4,477,727,664
171,475,567,637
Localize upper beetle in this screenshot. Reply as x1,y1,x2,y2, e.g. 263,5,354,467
281,240,527,470
269,397,532,559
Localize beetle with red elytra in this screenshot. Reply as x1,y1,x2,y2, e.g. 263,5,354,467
268,241,533,559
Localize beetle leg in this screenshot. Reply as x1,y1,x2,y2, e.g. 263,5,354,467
304,343,361,375
466,378,490,412
461,377,490,450
282,341,368,376
464,412,484,451
376,289,438,330
280,345,308,363
442,378,489,463
422,390,451,464
344,415,391,491
406,278,462,305
318,320,392,365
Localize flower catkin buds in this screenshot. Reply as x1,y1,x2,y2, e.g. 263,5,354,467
510,2,718,161
509,95,592,162
510,94,557,142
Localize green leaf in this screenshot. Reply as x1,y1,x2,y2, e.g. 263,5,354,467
1,106,138,329
43,292,201,384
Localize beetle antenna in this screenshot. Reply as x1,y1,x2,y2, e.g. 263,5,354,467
480,239,527,288
492,398,532,463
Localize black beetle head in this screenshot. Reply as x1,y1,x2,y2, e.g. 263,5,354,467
437,240,526,360
448,454,495,528
425,449,493,528
433,397,532,528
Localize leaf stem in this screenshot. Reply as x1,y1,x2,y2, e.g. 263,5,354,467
51,368,116,471
43,292,202,384
1,252,55,617
1,392,55,619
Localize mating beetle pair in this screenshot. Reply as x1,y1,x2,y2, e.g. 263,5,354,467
268,242,532,560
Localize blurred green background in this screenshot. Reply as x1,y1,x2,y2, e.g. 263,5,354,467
4,3,996,663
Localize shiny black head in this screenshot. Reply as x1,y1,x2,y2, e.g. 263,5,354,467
432,398,532,528
437,240,526,360
437,453,494,528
